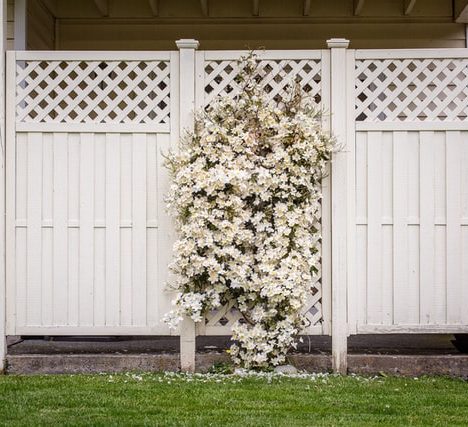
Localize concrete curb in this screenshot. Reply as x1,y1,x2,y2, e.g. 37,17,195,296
5,353,468,376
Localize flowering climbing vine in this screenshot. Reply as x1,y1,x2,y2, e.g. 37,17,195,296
164,54,335,369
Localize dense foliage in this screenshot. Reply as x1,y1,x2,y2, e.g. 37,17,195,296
164,54,335,368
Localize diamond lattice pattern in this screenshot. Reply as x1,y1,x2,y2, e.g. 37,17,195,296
203,58,325,333
16,60,171,124
203,59,322,108
355,58,468,122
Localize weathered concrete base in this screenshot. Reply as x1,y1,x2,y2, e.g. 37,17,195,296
6,353,468,377
6,354,180,375
348,354,468,378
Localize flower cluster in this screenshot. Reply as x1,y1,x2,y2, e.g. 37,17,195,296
164,54,335,368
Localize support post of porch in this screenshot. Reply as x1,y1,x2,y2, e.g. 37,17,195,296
176,38,199,373
0,0,6,373
327,38,350,375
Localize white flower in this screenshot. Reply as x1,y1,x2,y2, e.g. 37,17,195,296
163,52,335,368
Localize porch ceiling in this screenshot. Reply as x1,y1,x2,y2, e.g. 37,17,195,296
37,0,467,23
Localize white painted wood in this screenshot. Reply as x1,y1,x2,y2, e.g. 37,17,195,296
202,50,323,60
15,51,172,61
345,49,357,335
176,39,199,372
0,0,7,371
79,132,95,326
357,324,468,334
328,38,350,374
366,132,383,325
53,132,68,325
26,132,43,326
353,48,468,334
5,47,468,357
132,133,147,326
319,49,332,335
67,134,80,326
357,122,468,131
105,132,120,326
16,123,170,134
355,49,468,59
419,131,435,325
446,131,463,323
41,133,53,326
156,132,176,333
393,131,410,324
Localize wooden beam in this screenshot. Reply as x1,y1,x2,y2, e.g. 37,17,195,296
353,0,365,16
93,0,109,17
200,0,208,17
148,0,158,17
404,0,417,16
454,0,468,23
303,0,311,16
39,0,57,17
252,0,259,17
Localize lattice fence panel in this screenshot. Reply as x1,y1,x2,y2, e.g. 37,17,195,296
16,59,171,124
202,57,325,334
355,58,468,122
204,267,324,332
203,58,322,108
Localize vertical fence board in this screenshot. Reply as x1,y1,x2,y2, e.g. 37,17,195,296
381,132,393,324
53,133,68,325
93,134,106,326
433,132,447,323
355,132,367,326
105,132,121,326
446,131,462,323
461,132,468,324
419,131,435,324
14,133,28,329
146,133,159,326
392,131,409,324
26,132,43,326
67,133,80,325
366,131,382,324
132,133,148,326
120,133,133,325
79,133,95,326
41,134,53,325
156,133,174,325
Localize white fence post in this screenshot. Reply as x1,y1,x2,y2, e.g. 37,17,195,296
0,0,6,373
327,38,350,374
176,39,199,372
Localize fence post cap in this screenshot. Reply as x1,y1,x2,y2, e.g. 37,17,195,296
176,39,200,49
326,38,350,48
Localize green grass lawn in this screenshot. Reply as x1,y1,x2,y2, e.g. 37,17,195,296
1,372,468,426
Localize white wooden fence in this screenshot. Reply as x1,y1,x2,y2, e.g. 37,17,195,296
349,49,468,335
6,51,179,336
1,40,468,372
